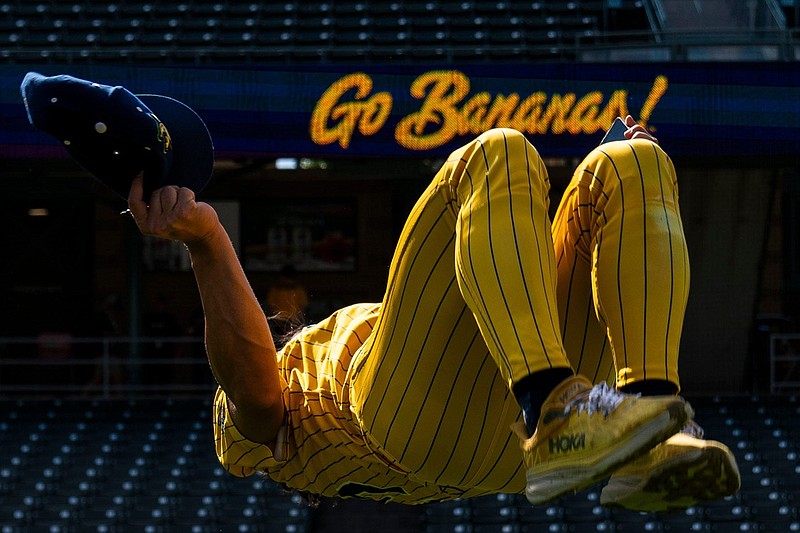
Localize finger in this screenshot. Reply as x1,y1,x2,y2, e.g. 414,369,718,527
176,187,196,208
631,130,659,144
622,116,636,139
128,173,144,205
624,123,646,139
150,186,176,215
128,174,148,223
626,124,646,135
158,186,180,213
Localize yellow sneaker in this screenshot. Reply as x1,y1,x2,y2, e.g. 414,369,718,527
600,420,741,513
517,375,692,505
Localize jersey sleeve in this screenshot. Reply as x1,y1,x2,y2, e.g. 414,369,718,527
213,386,288,477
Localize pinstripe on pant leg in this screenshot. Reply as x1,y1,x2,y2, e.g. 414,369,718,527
453,128,571,387
348,129,569,495
550,138,688,389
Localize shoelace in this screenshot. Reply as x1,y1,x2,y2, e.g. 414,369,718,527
565,382,630,417
682,419,705,438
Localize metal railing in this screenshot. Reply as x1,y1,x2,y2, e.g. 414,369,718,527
0,336,215,398
770,333,800,394
574,27,799,62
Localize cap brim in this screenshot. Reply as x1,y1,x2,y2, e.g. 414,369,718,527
138,94,214,196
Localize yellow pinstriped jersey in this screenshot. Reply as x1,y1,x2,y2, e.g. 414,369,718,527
212,129,687,505
214,303,472,504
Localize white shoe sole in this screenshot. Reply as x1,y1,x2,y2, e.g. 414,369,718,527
526,403,689,505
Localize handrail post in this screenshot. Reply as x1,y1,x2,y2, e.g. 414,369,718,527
102,338,111,398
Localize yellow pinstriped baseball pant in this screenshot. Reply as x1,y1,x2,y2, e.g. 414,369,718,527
348,128,689,496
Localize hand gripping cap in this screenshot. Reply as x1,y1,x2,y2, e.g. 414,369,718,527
20,72,214,199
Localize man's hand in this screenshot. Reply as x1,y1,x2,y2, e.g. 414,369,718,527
127,174,220,245
623,115,659,144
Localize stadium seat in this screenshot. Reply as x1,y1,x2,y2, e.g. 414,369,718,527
468,494,518,523
411,27,448,45
372,27,410,47
370,3,403,17
449,28,484,44
332,28,369,45
177,30,215,46
403,2,440,16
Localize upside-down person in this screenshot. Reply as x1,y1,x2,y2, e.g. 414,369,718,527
22,72,740,512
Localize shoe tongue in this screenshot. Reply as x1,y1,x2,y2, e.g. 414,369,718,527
545,375,592,408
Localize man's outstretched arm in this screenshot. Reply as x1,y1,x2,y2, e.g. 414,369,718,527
128,176,284,444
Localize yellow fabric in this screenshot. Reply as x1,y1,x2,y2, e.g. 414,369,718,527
214,303,482,503
213,130,688,503
552,139,688,388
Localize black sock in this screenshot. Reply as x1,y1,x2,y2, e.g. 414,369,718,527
619,379,678,396
512,367,574,435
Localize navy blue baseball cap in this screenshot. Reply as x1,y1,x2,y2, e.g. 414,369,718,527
20,72,214,199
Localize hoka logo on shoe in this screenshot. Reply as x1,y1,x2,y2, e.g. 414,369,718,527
549,433,586,453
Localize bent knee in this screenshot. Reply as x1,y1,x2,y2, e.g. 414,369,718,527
580,138,678,206
476,127,529,150
475,128,547,181
591,138,674,183
589,138,670,175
